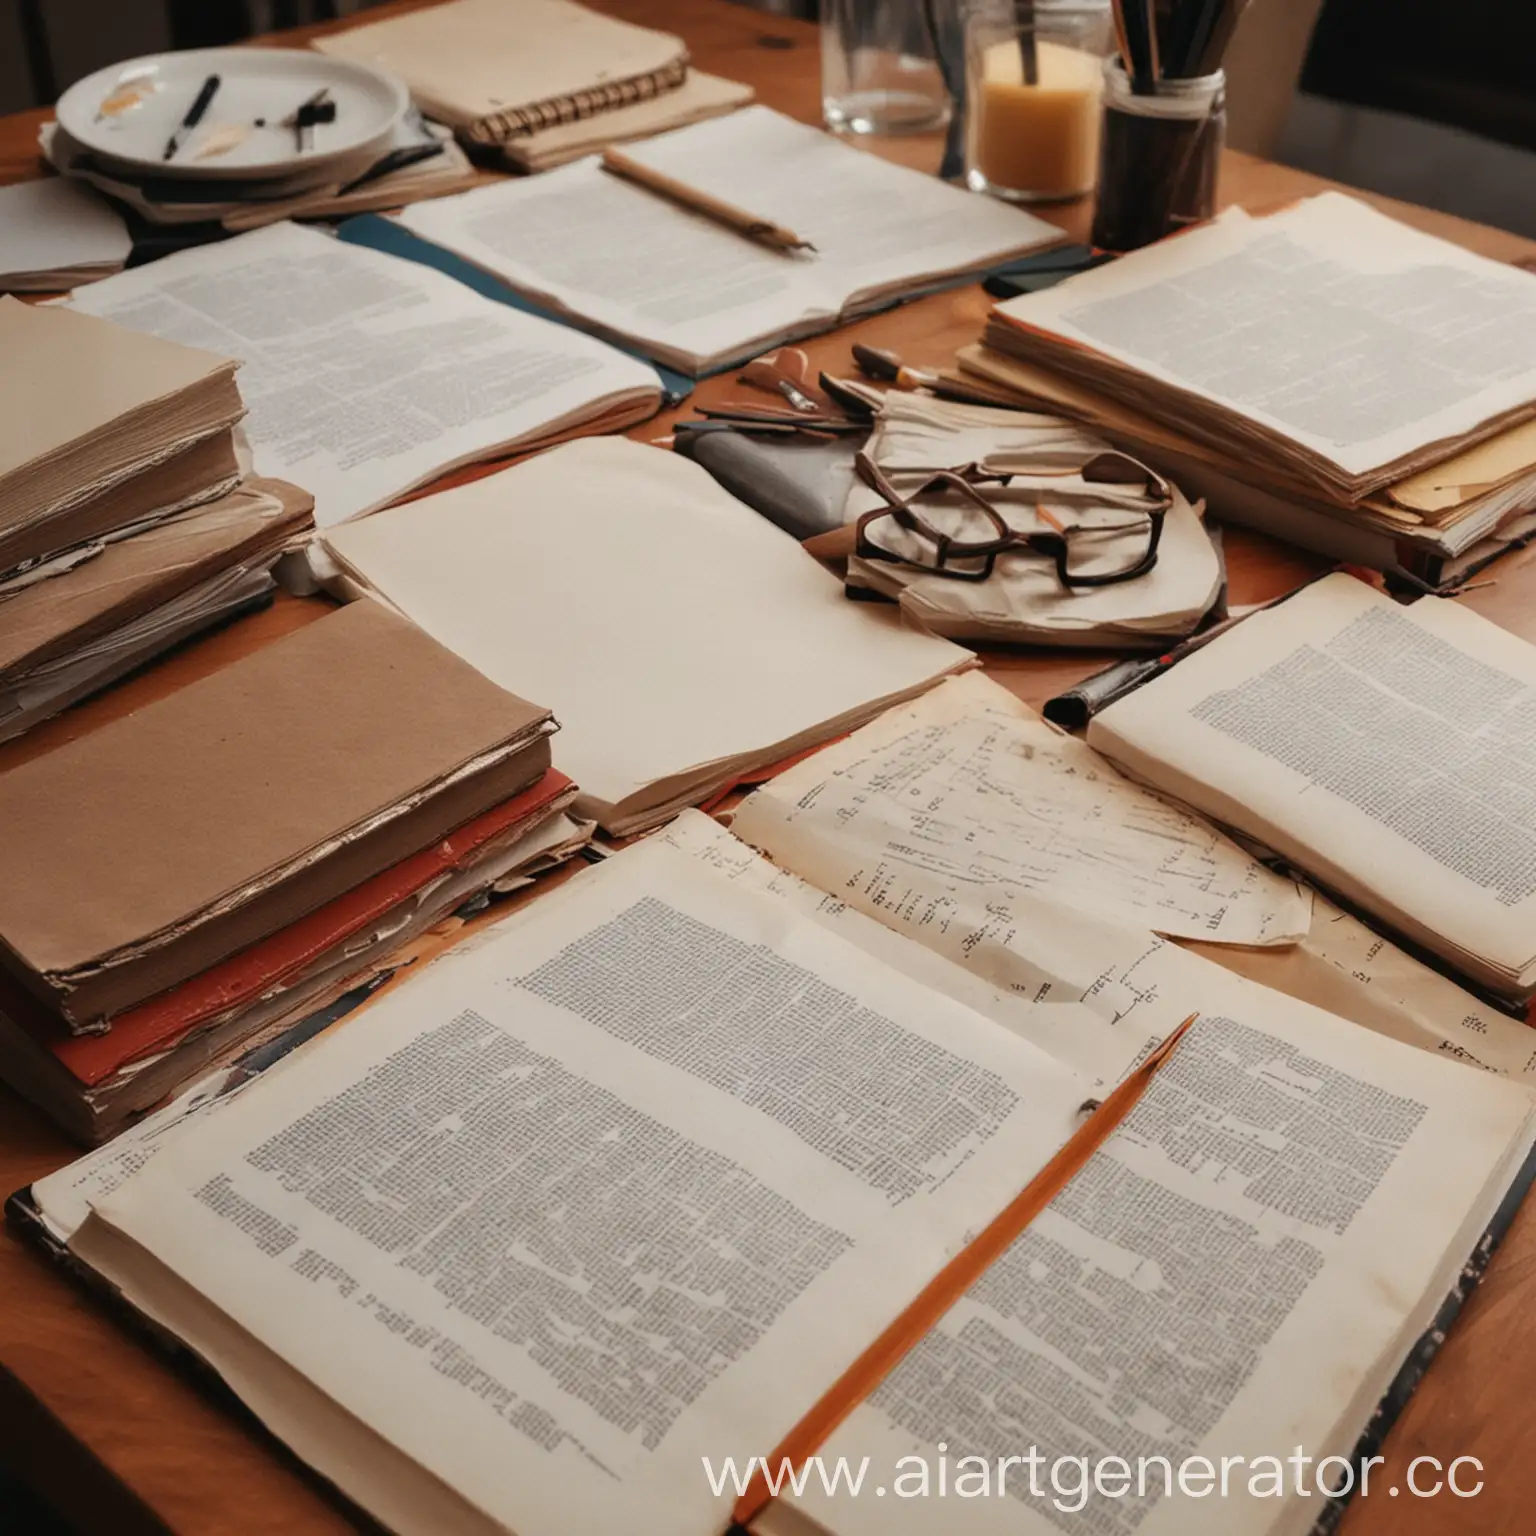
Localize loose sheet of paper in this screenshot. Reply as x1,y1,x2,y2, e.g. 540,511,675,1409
1188,893,1536,1085
66,221,661,526
93,838,1087,1536
998,193,1536,478
733,673,1310,948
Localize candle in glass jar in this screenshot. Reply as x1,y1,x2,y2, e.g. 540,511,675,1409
970,38,1103,201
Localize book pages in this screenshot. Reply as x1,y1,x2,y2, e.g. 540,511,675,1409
780,995,1536,1536
90,838,1089,1536
398,157,847,373
66,222,662,526
1089,574,1536,992
398,106,1060,372
1187,894,1536,1085
995,193,1536,483
732,673,1311,948
321,438,971,833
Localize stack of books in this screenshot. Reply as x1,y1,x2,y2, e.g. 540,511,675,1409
0,298,311,741
956,193,1536,590
0,599,585,1143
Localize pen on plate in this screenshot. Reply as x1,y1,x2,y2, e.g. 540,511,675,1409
599,147,817,255
162,73,221,162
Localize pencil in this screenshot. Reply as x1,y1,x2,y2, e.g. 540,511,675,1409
600,148,816,255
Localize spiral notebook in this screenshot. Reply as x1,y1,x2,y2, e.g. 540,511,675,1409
315,0,689,147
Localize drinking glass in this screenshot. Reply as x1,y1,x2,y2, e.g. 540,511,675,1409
821,0,952,136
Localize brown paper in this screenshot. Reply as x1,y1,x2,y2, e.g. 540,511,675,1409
0,599,552,1014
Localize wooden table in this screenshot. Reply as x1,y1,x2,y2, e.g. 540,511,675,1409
3,4,1536,1533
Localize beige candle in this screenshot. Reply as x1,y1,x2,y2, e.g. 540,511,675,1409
971,38,1103,201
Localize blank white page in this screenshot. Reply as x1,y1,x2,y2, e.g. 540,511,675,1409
321,438,968,814
0,178,130,283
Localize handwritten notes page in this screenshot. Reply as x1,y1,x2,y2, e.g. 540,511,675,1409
732,672,1310,949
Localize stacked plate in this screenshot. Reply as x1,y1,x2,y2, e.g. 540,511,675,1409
56,48,409,184
46,48,445,230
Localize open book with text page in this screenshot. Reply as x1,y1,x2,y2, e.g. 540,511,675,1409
15,796,1534,1536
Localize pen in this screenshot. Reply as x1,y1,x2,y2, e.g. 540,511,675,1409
600,148,817,255
162,73,221,162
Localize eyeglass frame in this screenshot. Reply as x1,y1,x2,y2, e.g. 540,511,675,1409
851,449,1173,588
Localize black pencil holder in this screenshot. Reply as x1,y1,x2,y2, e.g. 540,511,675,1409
1090,63,1225,252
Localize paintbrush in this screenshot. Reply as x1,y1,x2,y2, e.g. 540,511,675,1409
1109,0,1135,78
1187,0,1251,75
1120,0,1157,93
1019,0,1040,87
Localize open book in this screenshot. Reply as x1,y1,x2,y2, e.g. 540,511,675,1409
1087,573,1536,1001
66,222,663,528
19,821,1536,1536
397,107,1064,374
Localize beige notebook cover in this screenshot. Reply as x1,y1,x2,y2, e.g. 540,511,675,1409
0,298,237,502
0,599,552,990
316,0,688,144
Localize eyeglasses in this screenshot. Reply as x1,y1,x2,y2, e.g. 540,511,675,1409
852,450,1172,588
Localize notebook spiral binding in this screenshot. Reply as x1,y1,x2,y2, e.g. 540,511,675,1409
466,54,691,144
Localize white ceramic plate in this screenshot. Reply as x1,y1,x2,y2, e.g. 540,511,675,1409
55,48,409,181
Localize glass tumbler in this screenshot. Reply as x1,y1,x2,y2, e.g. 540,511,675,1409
821,0,952,137
963,0,1113,202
